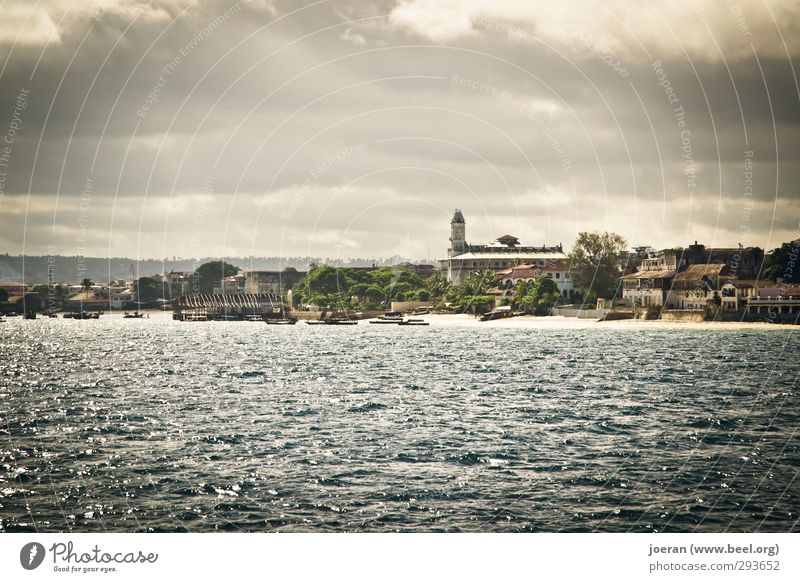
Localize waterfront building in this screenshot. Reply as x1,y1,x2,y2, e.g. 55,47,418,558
172,293,283,321
622,241,768,311
621,269,676,308
746,284,800,321
440,209,567,284
243,270,286,294
496,260,577,301
667,263,731,310
0,281,30,295
719,279,779,312
156,271,191,300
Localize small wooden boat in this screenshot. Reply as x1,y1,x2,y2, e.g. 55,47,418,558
480,306,513,321
265,318,298,325
325,317,358,325
123,312,144,318
66,312,99,319
398,320,430,326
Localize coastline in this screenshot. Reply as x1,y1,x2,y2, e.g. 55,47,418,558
419,313,798,330
22,310,796,330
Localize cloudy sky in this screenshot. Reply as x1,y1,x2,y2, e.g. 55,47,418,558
0,0,798,262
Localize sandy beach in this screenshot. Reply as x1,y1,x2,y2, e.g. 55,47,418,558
420,313,798,330
62,310,797,330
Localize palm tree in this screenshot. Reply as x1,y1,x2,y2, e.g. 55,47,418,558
80,278,94,314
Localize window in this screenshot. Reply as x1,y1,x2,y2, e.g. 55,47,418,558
555,272,560,279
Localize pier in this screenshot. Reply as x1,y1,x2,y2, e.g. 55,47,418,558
172,293,284,321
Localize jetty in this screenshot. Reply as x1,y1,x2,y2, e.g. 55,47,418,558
172,293,284,321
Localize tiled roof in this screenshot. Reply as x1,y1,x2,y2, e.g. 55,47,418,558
451,251,567,261
622,270,675,279
498,261,570,278
674,263,728,280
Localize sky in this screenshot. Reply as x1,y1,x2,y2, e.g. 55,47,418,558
0,0,798,262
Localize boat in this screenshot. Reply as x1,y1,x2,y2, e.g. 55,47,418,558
265,317,298,325
369,310,405,324
123,311,145,318
325,317,358,325
305,320,327,325
398,320,430,326
65,312,100,319
480,306,513,321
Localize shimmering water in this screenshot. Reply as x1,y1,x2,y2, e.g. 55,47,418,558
1,316,798,532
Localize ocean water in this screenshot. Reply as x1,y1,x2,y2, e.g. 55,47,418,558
1,316,798,533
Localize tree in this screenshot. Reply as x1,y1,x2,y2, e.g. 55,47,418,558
511,275,560,315
461,295,495,315
191,261,239,294
570,231,627,300
425,274,451,303
81,278,94,291
135,277,162,302
281,266,304,289
305,266,347,296
459,269,500,297
765,240,800,283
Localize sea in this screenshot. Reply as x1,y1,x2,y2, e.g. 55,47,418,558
1,315,798,532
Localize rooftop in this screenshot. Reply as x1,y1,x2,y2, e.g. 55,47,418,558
498,261,570,278
449,250,568,261
673,263,729,281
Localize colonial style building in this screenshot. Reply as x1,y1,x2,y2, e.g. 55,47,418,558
619,241,793,320
440,209,567,284
495,260,577,301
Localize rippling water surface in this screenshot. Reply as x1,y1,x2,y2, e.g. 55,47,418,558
1,316,798,532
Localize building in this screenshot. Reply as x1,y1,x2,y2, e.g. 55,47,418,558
215,273,245,295
746,284,800,321
682,242,765,279
621,269,675,308
243,271,284,294
0,281,30,295
495,260,577,301
157,271,190,300
621,241,768,311
439,209,567,284
667,263,731,310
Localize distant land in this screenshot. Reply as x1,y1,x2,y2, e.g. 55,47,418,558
0,254,434,285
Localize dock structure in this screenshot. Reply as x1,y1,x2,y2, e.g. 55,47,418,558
172,293,284,321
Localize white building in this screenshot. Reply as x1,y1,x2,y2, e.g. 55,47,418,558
439,209,567,284
496,260,577,301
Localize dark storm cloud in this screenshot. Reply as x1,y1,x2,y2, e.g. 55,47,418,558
0,0,798,262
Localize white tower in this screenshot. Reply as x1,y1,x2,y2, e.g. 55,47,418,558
449,209,466,257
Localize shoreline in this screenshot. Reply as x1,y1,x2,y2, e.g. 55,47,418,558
10,310,796,330
419,313,798,330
